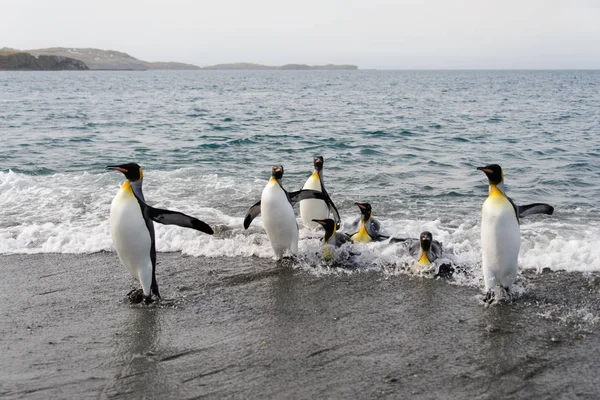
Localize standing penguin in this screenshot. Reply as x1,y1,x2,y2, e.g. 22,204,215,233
478,164,520,302
244,165,339,259
300,156,340,229
107,163,213,303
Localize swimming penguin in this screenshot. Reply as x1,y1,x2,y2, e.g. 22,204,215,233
312,218,349,248
244,165,340,259
477,164,520,302
107,163,214,303
408,231,443,266
349,202,388,242
300,156,340,229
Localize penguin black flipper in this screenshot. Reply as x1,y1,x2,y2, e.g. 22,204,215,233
517,203,554,218
148,218,160,300
367,218,383,239
289,189,341,228
430,240,443,260
506,196,521,224
406,238,420,256
244,200,262,229
373,234,390,241
319,180,342,230
132,195,161,300
388,237,411,244
147,206,214,234
288,189,327,203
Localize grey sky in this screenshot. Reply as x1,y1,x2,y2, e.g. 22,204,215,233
2,0,599,69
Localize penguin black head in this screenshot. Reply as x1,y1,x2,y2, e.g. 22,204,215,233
477,164,503,186
420,231,433,252
271,165,284,180
313,156,324,172
313,218,336,242
106,163,143,181
355,202,372,221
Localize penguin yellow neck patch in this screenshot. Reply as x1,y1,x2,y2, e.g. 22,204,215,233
311,171,320,180
489,184,505,198
121,180,133,193
351,223,372,243
418,252,431,264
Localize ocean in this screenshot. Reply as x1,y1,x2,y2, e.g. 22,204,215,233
1,70,599,272
1,70,600,398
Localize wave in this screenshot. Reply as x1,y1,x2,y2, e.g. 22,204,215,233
0,171,598,279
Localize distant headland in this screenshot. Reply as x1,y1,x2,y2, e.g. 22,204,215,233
0,47,358,71
0,48,88,71
202,63,358,70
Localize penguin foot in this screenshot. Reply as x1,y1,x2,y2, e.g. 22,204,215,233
502,286,512,301
127,288,145,304
483,290,495,304
143,295,154,304
277,255,298,266
435,263,455,279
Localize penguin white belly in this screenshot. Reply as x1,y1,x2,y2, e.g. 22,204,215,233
300,174,328,229
481,196,520,291
261,182,299,259
109,187,153,295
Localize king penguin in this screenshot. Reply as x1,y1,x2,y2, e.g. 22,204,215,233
244,165,339,259
349,202,388,242
300,156,340,229
478,164,520,301
313,218,349,248
408,231,443,266
107,163,214,303
313,218,353,262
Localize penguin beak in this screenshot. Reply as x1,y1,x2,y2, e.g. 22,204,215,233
477,166,493,175
355,203,366,209
312,219,326,226
106,166,128,174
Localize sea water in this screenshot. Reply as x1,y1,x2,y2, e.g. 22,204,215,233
1,70,599,282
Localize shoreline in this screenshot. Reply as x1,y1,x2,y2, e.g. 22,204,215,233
1,252,600,398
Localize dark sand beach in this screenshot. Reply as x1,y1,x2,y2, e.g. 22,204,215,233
1,253,600,399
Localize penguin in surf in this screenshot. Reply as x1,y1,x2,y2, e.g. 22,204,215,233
244,165,340,259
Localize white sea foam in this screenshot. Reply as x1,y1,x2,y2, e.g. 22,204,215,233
1,170,599,282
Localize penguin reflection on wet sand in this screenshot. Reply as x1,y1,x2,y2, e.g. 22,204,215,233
300,156,340,229
107,163,214,304
244,165,340,260
477,164,521,303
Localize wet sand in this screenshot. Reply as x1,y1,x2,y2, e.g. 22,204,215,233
1,252,599,399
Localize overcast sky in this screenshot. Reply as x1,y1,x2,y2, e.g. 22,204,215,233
2,0,599,69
